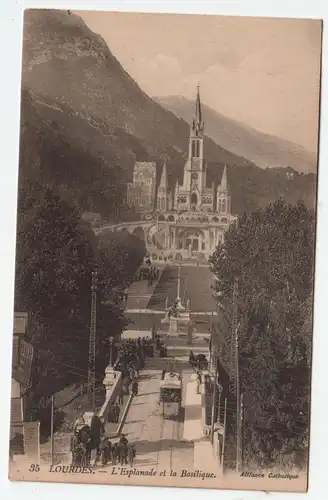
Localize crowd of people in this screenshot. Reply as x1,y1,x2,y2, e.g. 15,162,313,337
155,335,167,357
70,334,158,468
71,417,136,468
135,264,160,284
150,252,174,262
95,433,136,467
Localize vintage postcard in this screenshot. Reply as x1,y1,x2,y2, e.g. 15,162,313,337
9,9,322,493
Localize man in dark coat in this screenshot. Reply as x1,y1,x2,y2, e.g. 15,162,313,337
128,444,136,467
113,403,120,424
118,389,124,405
119,434,129,466
112,443,119,465
91,412,102,456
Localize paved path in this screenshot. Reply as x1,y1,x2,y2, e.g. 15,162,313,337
119,367,194,473
126,267,165,311
148,265,217,312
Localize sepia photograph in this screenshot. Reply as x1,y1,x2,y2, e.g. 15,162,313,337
8,8,322,493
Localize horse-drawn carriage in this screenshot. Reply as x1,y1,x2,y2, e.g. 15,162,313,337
71,413,103,466
159,371,182,419
71,423,93,466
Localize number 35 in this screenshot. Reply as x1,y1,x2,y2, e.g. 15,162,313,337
29,464,40,472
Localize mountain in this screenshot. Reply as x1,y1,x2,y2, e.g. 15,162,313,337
22,10,255,171
19,9,317,217
154,96,317,174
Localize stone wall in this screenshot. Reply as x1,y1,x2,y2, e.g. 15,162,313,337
99,367,122,422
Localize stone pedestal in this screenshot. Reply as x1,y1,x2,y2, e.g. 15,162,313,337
168,317,178,335
166,311,193,337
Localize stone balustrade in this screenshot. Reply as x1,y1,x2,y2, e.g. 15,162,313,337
99,366,122,422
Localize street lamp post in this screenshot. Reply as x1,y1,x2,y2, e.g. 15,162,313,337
109,337,114,367
210,362,218,445
88,271,98,411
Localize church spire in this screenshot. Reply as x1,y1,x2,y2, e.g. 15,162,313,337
220,165,228,192
192,85,204,133
159,162,168,188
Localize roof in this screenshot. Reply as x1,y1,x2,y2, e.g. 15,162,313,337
159,163,168,189
194,86,203,127
160,380,182,389
11,336,34,393
160,372,182,389
218,165,228,193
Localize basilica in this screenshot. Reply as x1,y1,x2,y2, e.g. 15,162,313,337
154,88,237,257
126,87,237,257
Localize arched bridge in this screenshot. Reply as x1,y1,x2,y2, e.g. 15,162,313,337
94,212,232,252
94,220,167,250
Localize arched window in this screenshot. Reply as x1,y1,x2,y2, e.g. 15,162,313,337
191,193,198,205
192,141,196,157
160,197,165,211
222,199,226,213
218,199,222,212
196,141,200,157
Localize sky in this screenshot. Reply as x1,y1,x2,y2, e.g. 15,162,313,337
78,11,322,153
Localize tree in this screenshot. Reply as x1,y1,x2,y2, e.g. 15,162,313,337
209,200,315,470
14,179,144,417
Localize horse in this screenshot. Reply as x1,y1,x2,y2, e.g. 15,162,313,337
78,425,92,466
112,443,119,465
94,438,112,466
73,443,84,466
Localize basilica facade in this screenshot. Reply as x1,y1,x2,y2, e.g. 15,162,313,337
154,88,237,257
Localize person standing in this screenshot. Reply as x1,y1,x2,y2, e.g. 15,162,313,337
112,443,118,465
128,444,136,467
91,411,102,456
114,402,121,424
118,389,124,405
119,434,129,466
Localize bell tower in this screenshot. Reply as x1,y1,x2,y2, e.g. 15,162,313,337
182,86,206,210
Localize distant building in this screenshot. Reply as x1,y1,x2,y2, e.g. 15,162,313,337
82,212,102,227
10,312,39,461
127,161,156,213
